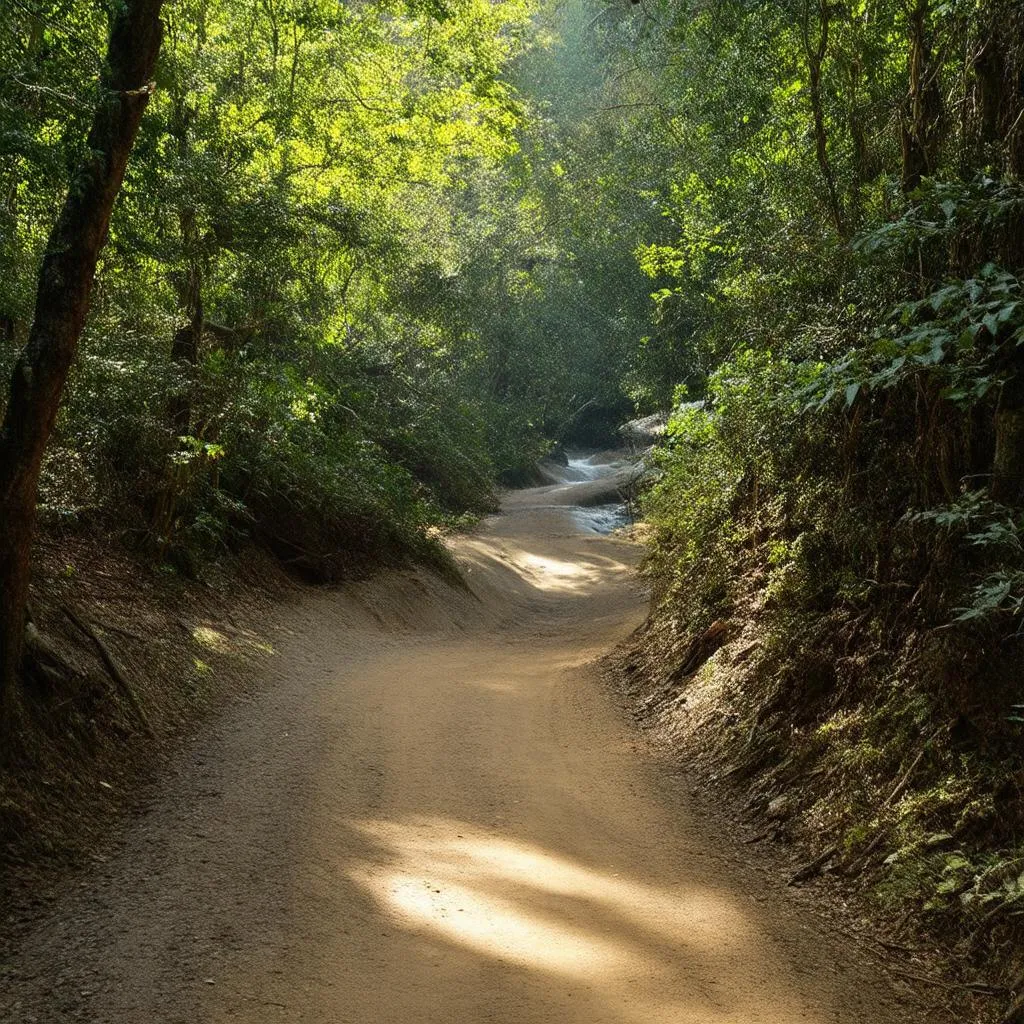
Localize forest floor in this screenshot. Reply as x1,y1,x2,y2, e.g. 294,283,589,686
0,456,945,1023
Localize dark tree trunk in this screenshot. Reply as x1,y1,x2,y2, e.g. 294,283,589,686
901,0,942,194
981,4,1024,501
975,35,1005,151
992,373,1024,506
846,56,875,230
972,2,1024,183
1003,5,1024,181
165,91,203,436
168,207,204,435
802,0,847,239
0,0,164,724
150,208,204,550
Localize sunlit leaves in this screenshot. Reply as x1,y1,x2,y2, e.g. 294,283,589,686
2,0,543,556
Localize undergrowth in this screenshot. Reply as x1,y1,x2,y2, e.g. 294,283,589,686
637,326,1024,997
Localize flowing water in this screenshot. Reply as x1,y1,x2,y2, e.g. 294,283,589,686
527,450,634,535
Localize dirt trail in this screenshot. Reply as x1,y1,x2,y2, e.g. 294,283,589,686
2,456,923,1024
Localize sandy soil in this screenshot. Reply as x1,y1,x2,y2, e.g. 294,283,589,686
0,457,927,1023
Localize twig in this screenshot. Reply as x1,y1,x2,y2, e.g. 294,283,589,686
873,937,921,954
885,966,1006,998
1002,991,1024,1024
95,619,146,642
883,744,928,807
846,726,947,876
788,845,838,885
63,605,156,739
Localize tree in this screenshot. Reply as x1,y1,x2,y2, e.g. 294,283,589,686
0,0,165,725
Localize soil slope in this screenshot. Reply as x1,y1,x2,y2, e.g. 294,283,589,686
1,457,926,1023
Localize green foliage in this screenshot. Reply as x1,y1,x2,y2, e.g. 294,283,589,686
628,0,1024,961
644,350,827,597
1,0,543,573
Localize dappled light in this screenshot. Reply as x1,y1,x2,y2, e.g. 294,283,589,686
192,622,276,660
192,625,229,652
457,524,636,604
3,0,1008,1014
344,817,834,1024
460,540,632,593
507,549,619,594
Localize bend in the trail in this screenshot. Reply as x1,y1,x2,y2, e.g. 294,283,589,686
1,453,924,1024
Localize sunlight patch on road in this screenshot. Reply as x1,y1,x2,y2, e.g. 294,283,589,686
379,871,625,975
344,817,828,1022
192,625,230,651
350,818,749,973
503,549,630,595
519,552,594,582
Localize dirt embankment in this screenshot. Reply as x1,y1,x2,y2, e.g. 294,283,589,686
2,534,286,905
1,530,486,911
610,598,1018,1024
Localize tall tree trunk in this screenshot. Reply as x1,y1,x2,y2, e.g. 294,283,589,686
168,207,204,435
152,86,204,549
150,207,204,550
802,0,847,240
0,0,164,725
986,3,1024,501
165,87,203,437
992,374,1024,506
845,55,872,230
901,0,942,193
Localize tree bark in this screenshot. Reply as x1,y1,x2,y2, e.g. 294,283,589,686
0,0,164,724
168,206,204,435
900,0,941,193
802,0,846,240
980,5,1024,497
992,373,1024,506
165,86,204,436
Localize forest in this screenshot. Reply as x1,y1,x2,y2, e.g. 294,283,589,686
2,0,1024,1018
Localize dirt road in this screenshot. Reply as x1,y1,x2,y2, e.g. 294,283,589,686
1,457,921,1023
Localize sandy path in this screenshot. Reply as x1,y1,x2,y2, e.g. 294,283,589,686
1,459,921,1023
